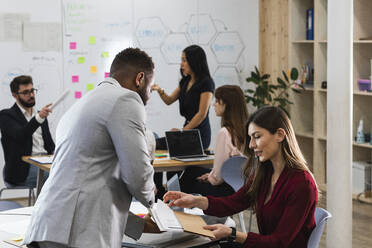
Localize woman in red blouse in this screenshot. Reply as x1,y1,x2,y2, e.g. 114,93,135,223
164,106,318,248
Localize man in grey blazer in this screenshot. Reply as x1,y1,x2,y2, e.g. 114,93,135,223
24,48,157,248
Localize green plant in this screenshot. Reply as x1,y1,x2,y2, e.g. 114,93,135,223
244,66,303,117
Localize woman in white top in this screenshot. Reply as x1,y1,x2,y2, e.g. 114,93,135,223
179,85,249,197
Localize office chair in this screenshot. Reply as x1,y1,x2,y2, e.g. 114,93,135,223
307,207,332,248
0,200,23,211
220,156,252,233
0,180,35,206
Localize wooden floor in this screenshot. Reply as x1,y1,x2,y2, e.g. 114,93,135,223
9,192,372,248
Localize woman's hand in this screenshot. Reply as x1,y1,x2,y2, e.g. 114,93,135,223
163,191,197,208
196,173,209,182
170,128,181,131
151,83,161,92
203,224,232,240
163,191,209,210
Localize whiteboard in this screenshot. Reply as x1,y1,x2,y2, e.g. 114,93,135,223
135,0,259,146
0,0,63,195
0,0,258,194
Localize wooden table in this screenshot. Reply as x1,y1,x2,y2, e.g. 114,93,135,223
22,152,213,198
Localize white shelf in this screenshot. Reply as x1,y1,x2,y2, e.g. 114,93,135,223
292,40,315,44
354,40,372,44
353,91,372,96
295,131,314,139
353,142,372,149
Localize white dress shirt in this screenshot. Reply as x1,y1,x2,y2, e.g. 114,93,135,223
16,102,47,155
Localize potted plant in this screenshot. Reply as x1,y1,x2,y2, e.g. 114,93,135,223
244,66,303,117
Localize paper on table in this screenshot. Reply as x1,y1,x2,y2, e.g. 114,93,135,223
50,89,70,110
29,156,53,164
0,218,30,236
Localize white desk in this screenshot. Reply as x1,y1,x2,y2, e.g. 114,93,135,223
0,204,212,248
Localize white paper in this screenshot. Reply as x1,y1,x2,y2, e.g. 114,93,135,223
149,200,182,232
29,156,53,164
0,13,30,41
50,89,70,110
23,22,62,51
129,201,148,215
0,218,30,236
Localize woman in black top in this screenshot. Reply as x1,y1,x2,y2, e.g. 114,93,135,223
153,45,215,149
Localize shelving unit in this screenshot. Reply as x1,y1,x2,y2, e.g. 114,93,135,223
354,0,372,167
289,0,327,185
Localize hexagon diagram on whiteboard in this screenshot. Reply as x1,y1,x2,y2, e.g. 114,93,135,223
186,14,217,45
213,66,241,88
1,68,24,96
136,17,168,49
161,33,190,64
211,31,245,64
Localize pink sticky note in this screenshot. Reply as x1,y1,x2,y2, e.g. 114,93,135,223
69,42,76,50
75,91,82,99
72,75,79,83
104,72,110,78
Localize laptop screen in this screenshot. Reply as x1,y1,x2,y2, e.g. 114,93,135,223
165,130,204,158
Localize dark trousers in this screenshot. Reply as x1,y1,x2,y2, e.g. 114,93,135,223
180,167,235,197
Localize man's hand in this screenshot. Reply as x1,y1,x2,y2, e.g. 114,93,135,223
39,103,52,119
143,213,161,233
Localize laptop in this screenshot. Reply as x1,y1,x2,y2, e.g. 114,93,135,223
165,130,214,162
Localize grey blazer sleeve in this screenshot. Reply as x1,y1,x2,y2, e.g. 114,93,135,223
107,92,155,207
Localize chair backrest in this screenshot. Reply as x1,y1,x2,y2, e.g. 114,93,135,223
220,156,247,192
307,207,332,248
0,200,23,211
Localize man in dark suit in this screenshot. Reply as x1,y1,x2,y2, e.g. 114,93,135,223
0,75,55,187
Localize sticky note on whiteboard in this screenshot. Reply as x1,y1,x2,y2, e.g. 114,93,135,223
101,51,109,58
89,36,96,44
105,72,110,78
72,75,79,83
69,42,76,49
77,57,85,64
90,66,97,73
87,83,94,91
75,91,82,99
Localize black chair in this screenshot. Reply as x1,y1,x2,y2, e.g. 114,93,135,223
0,181,35,206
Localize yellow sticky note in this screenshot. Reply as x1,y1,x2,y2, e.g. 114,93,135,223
87,83,94,91
89,36,96,44
77,57,85,64
11,236,23,242
101,51,109,58
90,66,97,73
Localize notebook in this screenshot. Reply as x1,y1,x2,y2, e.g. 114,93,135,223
165,130,214,162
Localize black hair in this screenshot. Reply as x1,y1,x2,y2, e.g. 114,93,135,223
10,75,33,93
110,47,154,82
181,45,211,81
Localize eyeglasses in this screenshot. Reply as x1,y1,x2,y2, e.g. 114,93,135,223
17,88,38,96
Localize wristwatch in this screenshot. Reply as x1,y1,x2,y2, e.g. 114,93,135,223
228,227,236,242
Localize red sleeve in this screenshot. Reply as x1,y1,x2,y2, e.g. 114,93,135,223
203,184,251,217
243,177,317,248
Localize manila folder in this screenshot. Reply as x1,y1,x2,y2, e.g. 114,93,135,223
174,211,215,239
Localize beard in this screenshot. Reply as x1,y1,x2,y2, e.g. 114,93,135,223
19,97,35,108
138,87,149,106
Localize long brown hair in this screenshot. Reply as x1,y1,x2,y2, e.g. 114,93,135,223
243,106,316,209
214,85,248,150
